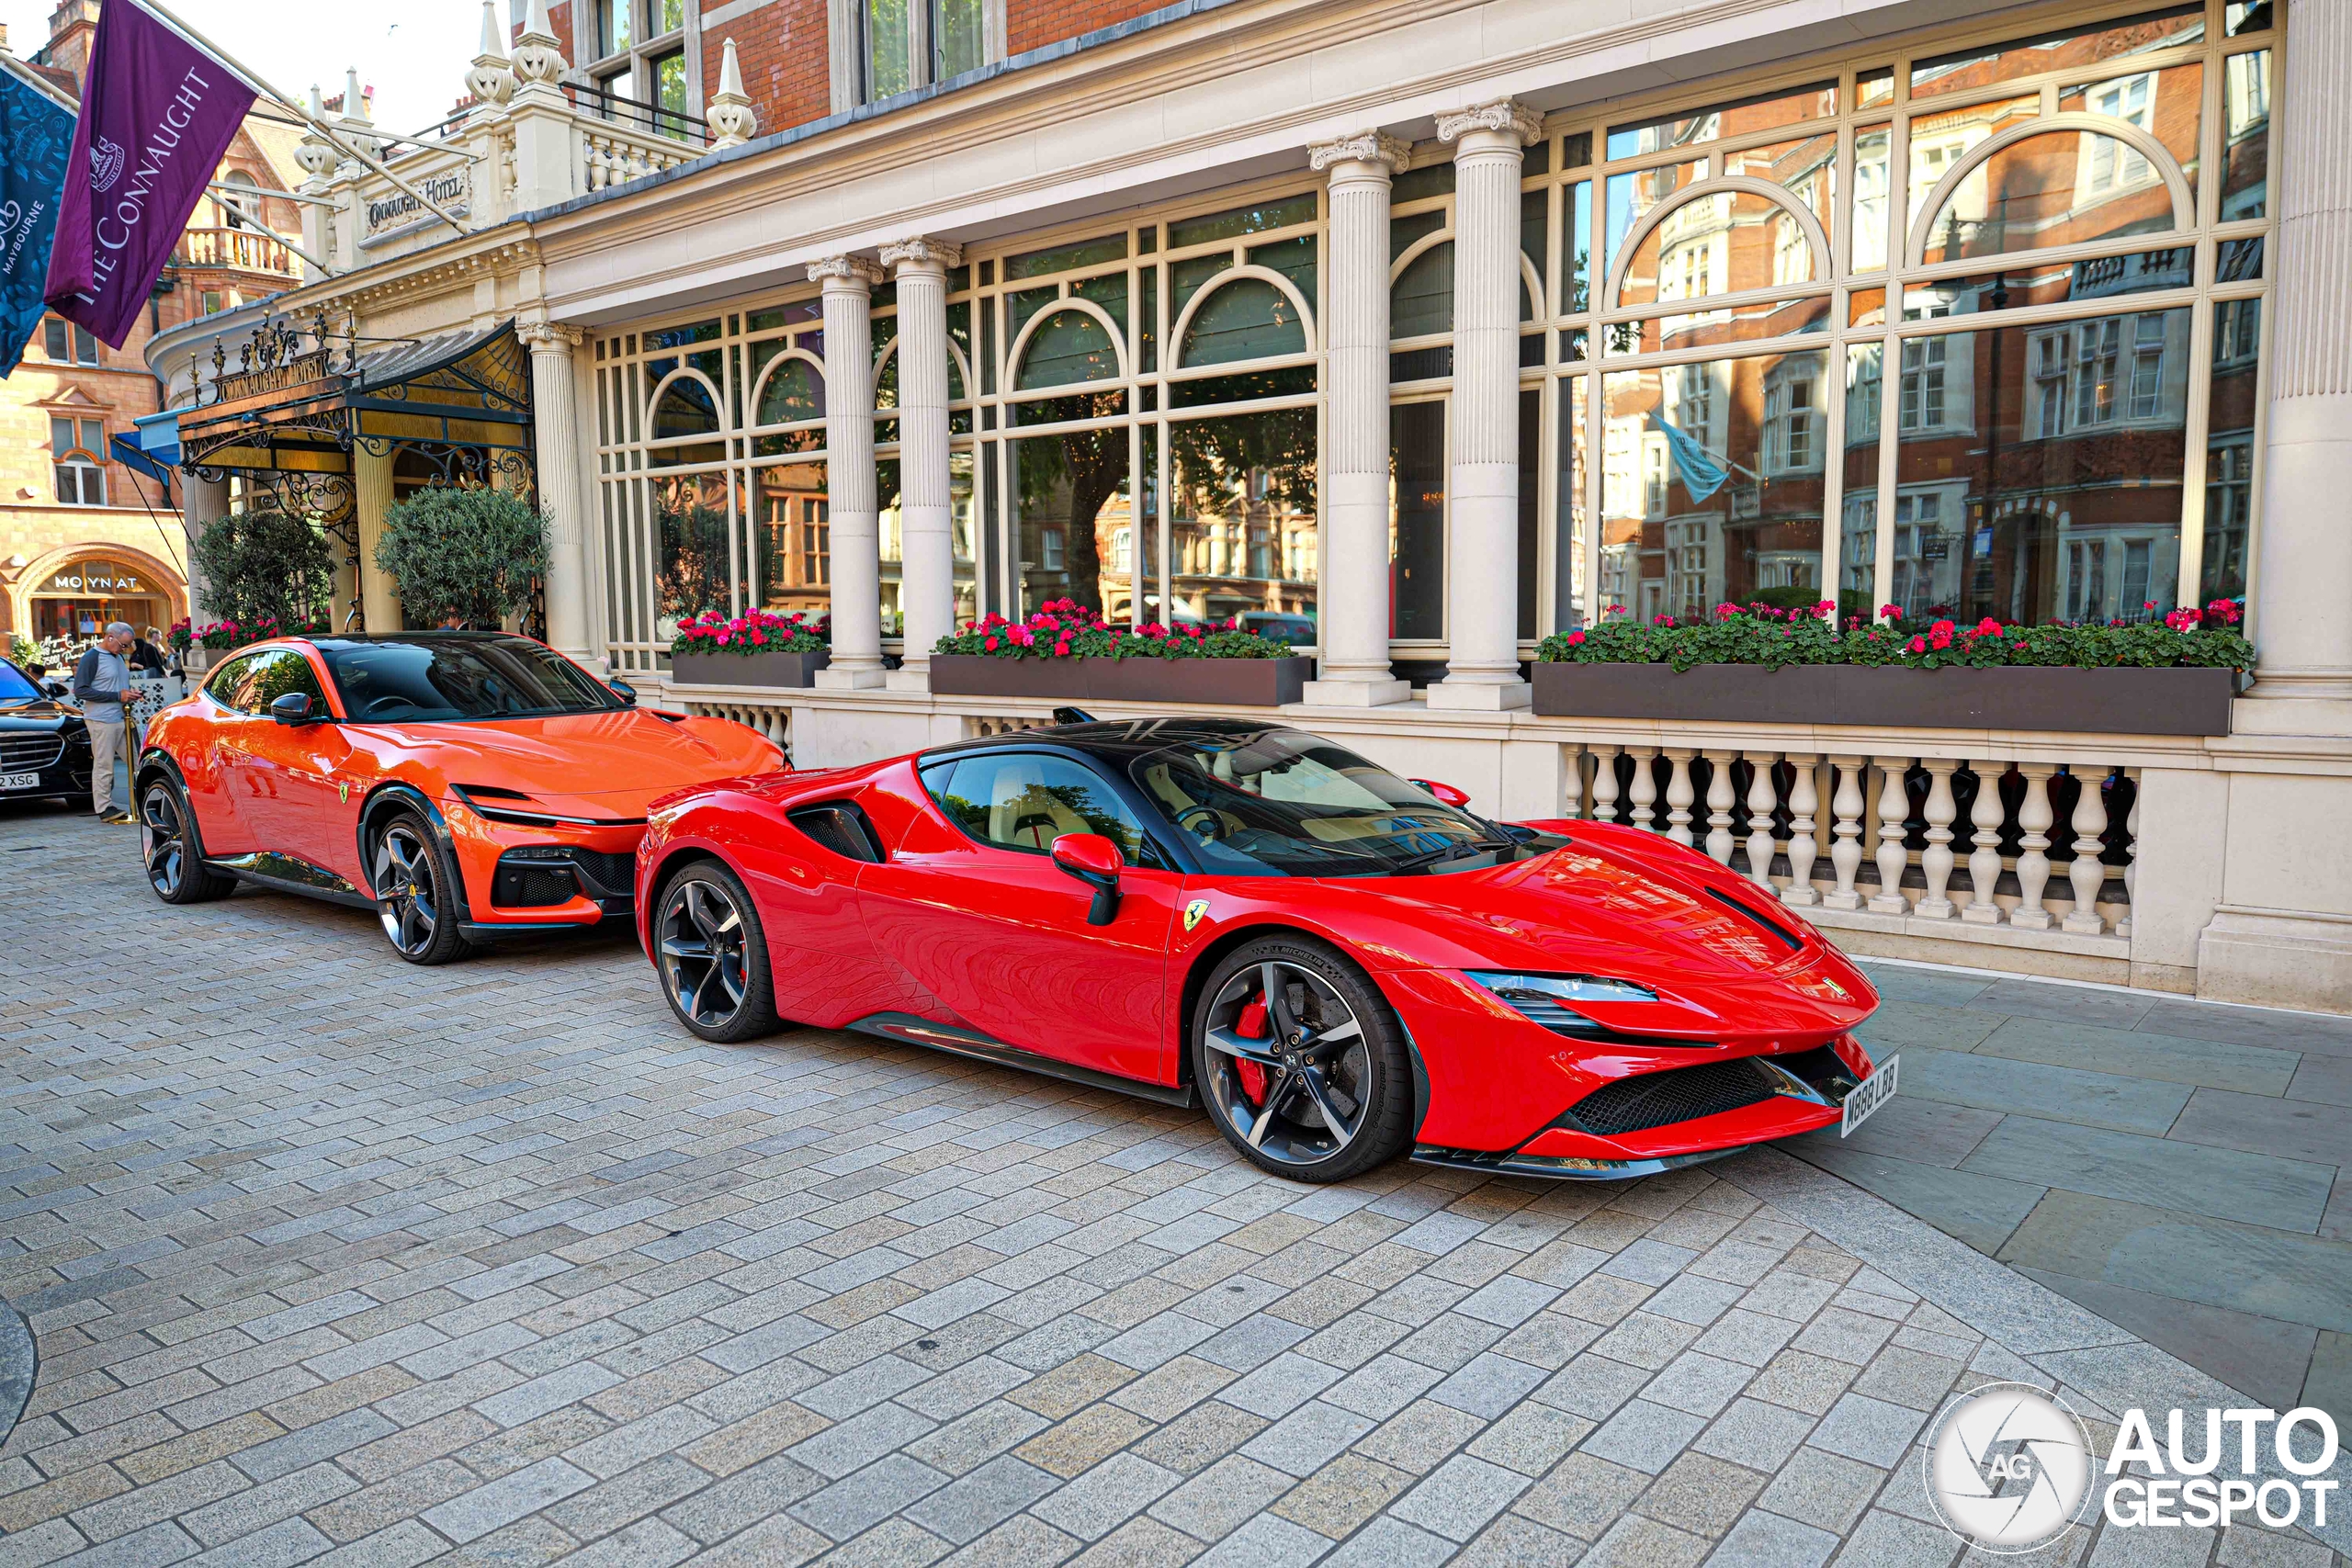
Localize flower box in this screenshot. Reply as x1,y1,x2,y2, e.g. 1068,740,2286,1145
669,649,831,688
931,654,1314,707
1530,662,2235,737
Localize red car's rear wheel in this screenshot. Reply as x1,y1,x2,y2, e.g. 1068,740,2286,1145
1193,936,1412,1181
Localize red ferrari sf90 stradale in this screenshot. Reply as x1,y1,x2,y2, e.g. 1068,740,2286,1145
633,716,1884,1183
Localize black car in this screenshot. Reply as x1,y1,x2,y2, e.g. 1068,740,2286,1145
0,658,93,806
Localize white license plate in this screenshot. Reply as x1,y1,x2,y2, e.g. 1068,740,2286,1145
0,772,40,792
1841,1055,1898,1136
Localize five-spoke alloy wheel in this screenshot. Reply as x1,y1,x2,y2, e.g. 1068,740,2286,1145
1193,937,1411,1180
655,861,779,1042
139,776,232,904
372,810,469,964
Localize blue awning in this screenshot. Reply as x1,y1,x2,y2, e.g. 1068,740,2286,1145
110,408,181,486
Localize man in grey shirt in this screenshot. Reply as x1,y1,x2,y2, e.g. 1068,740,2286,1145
72,621,136,823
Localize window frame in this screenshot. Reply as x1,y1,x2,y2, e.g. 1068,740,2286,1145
582,0,700,141
832,0,1006,114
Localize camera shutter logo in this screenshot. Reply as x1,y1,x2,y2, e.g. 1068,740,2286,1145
88,137,124,195
1923,1382,2095,1552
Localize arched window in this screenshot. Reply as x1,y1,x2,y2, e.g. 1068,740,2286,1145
1176,275,1306,367
1616,187,1821,310
755,356,824,425
651,372,721,439
1013,306,1120,391
218,170,260,230
1391,241,1452,338
1918,126,2187,267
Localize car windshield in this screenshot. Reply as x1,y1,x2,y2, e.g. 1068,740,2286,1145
0,660,40,702
1129,729,1551,877
319,638,618,723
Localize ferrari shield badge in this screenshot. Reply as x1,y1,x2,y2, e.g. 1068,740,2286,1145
1183,897,1210,932
337,781,351,804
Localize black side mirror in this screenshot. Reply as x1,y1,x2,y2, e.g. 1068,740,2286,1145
269,692,316,725
609,679,638,706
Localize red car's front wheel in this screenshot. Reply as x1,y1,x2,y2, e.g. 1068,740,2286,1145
1192,937,1413,1182
654,860,780,1043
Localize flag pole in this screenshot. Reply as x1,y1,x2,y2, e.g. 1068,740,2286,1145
0,50,75,114
121,0,474,240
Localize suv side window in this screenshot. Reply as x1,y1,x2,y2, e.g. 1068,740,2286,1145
204,653,257,707
919,751,1149,863
228,649,328,716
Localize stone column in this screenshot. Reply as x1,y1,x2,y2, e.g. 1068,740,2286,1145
879,237,963,694
2251,0,2352,705
1302,130,1411,707
354,444,401,634
1430,98,1539,711
181,471,228,631
812,255,887,689
521,321,592,659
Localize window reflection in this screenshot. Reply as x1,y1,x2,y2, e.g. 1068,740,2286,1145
1169,409,1317,629
656,472,733,633
1601,351,1827,621
1015,426,1130,616
1389,402,1445,639
1892,308,2190,625
2204,297,2258,604
750,464,830,615
2222,51,2270,220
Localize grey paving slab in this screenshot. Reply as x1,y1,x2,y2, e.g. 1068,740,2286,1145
1960,1114,2337,1233
1895,1047,2194,1138
1971,1016,2301,1095
1782,1146,2045,1256
2170,1087,2352,1168
2013,1266,2320,1411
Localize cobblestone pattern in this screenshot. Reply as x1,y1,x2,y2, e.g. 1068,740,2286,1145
0,808,2342,1567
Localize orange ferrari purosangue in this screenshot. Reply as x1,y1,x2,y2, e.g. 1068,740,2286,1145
137,631,785,964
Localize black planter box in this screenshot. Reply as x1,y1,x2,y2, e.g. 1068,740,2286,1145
932,654,1313,707
668,649,831,688
1531,662,2234,737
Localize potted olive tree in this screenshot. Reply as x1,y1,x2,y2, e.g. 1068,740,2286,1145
187,504,338,664
373,487,549,634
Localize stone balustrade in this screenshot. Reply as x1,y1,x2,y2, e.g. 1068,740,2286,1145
580,124,698,193
1555,744,2137,962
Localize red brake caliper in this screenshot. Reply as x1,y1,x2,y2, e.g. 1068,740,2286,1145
1233,995,1271,1104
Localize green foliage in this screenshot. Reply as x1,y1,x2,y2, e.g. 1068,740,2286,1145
934,599,1287,660
1536,602,2256,673
374,486,549,630
191,506,338,628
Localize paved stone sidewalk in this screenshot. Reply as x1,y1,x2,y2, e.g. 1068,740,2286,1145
0,803,2343,1566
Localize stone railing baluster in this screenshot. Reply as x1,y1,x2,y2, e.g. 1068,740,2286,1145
1825,754,1865,909
1665,749,1696,846
1627,746,1659,833
1870,761,1911,915
2064,767,2110,934
1916,760,1960,919
2011,763,2057,931
1589,744,1622,825
1781,753,1820,906
1744,753,1779,889
1963,763,2006,925
1703,750,1737,865
1561,744,1584,819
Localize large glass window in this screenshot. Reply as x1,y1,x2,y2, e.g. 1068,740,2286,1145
51,416,106,507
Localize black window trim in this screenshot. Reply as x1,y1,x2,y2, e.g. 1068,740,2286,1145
786,798,888,864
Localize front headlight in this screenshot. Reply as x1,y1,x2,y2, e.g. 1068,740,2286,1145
1466,971,1657,1035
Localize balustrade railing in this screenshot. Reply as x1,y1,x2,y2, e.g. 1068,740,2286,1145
580,122,700,192
673,696,791,752
175,226,300,277
1555,744,2137,944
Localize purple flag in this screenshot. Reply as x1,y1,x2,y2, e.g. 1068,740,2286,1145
44,0,254,348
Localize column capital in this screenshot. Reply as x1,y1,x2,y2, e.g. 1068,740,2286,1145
1309,130,1410,175
808,254,886,289
877,236,964,273
1437,97,1542,150
516,320,583,353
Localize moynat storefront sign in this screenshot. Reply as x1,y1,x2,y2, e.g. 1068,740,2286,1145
362,167,469,247
39,560,149,595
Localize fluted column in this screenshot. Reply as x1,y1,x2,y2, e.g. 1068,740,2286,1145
355,442,401,636
1303,131,1411,707
1430,98,1539,711
811,255,887,689
880,237,963,694
2254,0,2352,701
522,321,590,660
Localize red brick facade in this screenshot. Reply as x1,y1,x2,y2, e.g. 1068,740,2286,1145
704,0,832,137
538,0,1179,141
1006,0,1166,57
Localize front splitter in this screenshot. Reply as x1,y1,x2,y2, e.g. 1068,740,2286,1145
1409,1142,1751,1181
